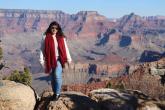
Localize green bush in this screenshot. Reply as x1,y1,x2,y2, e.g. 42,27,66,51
106,82,112,88
114,83,125,90
7,67,32,86
106,82,125,90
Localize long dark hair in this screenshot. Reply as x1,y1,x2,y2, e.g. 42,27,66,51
44,21,65,37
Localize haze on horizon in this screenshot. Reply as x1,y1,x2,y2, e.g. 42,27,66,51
0,0,165,18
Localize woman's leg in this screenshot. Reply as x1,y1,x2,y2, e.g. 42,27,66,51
50,61,63,95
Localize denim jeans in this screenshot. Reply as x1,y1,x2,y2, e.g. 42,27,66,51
50,60,63,95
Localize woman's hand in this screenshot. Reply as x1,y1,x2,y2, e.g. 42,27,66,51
63,61,72,73
64,62,71,69
38,60,45,72
40,60,45,68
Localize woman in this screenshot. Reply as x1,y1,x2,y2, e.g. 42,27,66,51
39,21,72,101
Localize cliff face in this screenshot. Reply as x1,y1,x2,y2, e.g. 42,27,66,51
1,9,165,39
117,13,165,34
0,9,70,34
0,9,112,38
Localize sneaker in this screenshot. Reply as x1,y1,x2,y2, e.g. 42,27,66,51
52,94,60,101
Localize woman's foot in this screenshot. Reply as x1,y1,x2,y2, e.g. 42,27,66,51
52,94,60,101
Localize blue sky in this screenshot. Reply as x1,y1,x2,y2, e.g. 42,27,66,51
0,0,164,18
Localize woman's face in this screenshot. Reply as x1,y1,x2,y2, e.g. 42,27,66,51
50,25,58,35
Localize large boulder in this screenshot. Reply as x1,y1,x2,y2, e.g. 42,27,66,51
0,80,36,110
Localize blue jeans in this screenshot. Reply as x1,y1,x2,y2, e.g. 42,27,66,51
50,60,63,95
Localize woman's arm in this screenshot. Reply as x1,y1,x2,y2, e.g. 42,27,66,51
39,35,46,66
64,38,72,63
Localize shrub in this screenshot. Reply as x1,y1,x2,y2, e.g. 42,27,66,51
7,67,32,86
106,81,125,90
106,82,112,88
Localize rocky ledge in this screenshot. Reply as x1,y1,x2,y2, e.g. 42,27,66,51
0,80,165,110
37,88,165,110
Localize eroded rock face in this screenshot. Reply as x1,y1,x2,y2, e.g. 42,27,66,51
0,80,36,110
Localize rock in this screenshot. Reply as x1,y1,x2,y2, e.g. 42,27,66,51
137,101,161,110
48,100,68,110
89,88,136,110
89,88,164,110
150,58,165,69
37,91,99,110
0,80,36,110
149,58,165,76
150,67,165,76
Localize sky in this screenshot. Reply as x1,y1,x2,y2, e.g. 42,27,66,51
0,0,165,18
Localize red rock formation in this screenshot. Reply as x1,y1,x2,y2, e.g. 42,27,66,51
67,62,126,75
62,81,108,95
63,58,165,100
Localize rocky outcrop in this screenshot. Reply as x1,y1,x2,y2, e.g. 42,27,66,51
89,88,165,110
36,88,165,110
0,81,164,110
0,80,36,110
36,91,99,110
149,58,165,76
